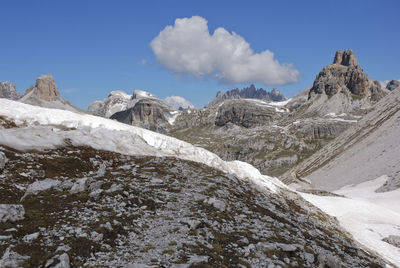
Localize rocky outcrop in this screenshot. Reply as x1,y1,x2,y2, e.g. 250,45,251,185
0,81,20,100
386,80,400,91
209,84,286,107
382,235,400,248
111,98,173,133
307,50,385,115
333,49,360,67
22,74,60,102
19,74,81,113
215,99,281,128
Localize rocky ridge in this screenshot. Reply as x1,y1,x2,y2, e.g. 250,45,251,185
208,84,286,107
0,82,20,100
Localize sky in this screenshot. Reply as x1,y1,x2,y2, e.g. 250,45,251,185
1,0,399,109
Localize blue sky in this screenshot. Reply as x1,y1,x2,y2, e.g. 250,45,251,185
1,0,399,109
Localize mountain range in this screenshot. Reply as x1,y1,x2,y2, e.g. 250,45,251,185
0,49,399,267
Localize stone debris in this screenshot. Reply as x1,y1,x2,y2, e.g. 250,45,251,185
0,204,25,223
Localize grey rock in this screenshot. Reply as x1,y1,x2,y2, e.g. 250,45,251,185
277,243,303,252
0,247,30,268
54,253,70,268
204,197,226,212
0,151,7,169
22,232,40,243
375,176,400,192
215,99,281,128
386,80,400,91
21,178,61,200
303,252,315,263
111,98,173,133
70,178,89,194
382,235,400,248
0,204,25,223
0,81,20,100
88,180,103,192
317,253,341,268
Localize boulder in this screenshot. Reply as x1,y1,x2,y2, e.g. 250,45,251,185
0,204,25,223
386,80,400,91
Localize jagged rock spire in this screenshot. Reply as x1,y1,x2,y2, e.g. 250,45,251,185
333,50,359,68
21,74,61,102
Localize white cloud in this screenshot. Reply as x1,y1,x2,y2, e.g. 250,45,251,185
150,16,300,85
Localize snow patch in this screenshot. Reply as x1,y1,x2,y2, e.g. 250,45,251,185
299,176,400,266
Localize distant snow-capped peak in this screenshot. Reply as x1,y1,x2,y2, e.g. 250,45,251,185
164,96,194,110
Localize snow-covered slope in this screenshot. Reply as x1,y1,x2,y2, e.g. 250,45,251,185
0,99,283,193
300,176,400,266
285,89,400,266
164,96,194,110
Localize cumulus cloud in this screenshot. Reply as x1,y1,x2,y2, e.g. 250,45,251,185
150,16,300,85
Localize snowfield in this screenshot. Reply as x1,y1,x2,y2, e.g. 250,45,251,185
300,175,400,267
0,99,284,193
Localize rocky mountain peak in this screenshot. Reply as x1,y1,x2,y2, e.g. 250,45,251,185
19,74,81,113
308,50,385,111
22,74,60,102
333,49,360,68
0,81,20,100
